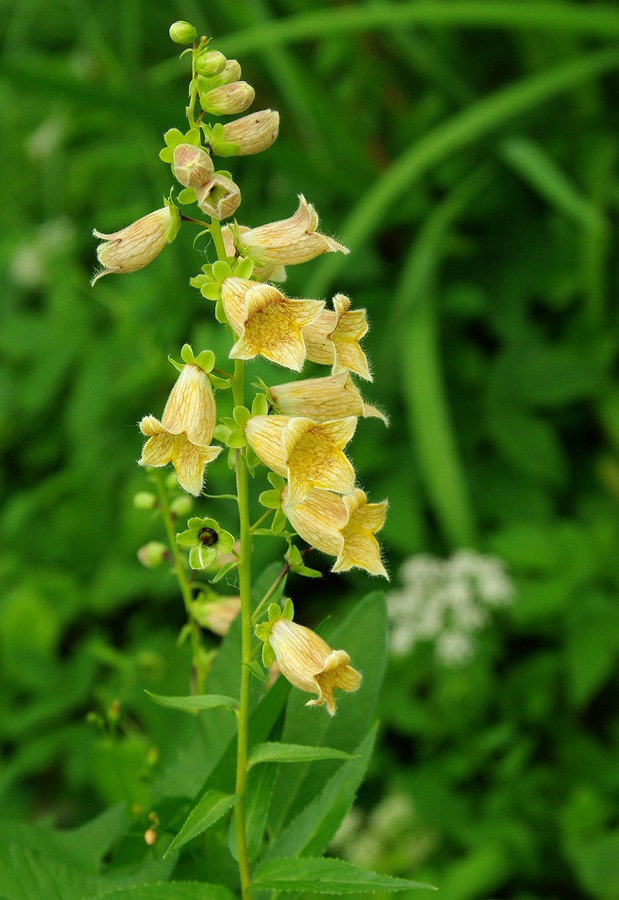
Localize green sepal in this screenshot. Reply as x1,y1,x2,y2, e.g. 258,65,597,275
217,530,236,554
296,565,322,578
262,640,275,668
259,490,281,510
252,393,269,417
215,299,227,322
209,372,232,390
233,405,251,427
212,259,233,282
202,283,222,301
164,195,182,242
282,597,294,619
210,560,238,583
195,349,215,373
189,545,218,570
178,186,197,205
227,447,237,469
268,602,283,622
167,354,184,373
246,445,260,472
226,428,247,449
272,508,287,533
267,472,286,490
235,257,254,279
246,659,269,682
254,621,272,643
212,140,241,158
180,343,195,364
213,423,231,442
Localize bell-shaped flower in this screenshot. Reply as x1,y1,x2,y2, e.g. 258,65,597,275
191,593,241,636
255,603,361,715
139,363,222,496
91,201,181,285
200,81,255,116
235,195,349,266
246,414,356,506
268,372,388,424
221,228,286,283
303,293,372,381
282,486,388,577
221,277,324,371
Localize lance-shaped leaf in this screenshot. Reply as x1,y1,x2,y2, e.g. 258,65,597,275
253,857,437,893
145,691,238,713
248,742,358,768
164,790,237,858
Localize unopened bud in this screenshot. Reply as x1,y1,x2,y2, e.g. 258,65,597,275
196,174,241,220
144,827,157,846
173,143,214,188
137,541,168,569
217,59,242,85
222,109,279,155
195,50,226,76
201,82,255,116
169,21,197,45
133,491,157,510
169,494,193,517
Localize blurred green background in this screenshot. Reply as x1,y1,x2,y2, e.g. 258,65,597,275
2,0,619,897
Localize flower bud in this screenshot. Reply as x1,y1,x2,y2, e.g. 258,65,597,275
169,21,197,44
195,50,226,76
218,59,242,84
191,595,241,636
169,494,193,517
196,174,241,220
133,491,157,510
173,143,214,188
201,81,255,116
91,204,180,284
137,541,168,569
222,110,279,155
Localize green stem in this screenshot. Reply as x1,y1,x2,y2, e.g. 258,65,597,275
153,472,205,692
232,358,253,899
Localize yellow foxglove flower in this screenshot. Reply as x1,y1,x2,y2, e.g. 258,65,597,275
221,230,286,282
269,372,388,424
235,195,349,266
282,486,388,578
266,617,361,715
303,293,372,381
221,278,324,371
221,109,280,155
246,414,356,505
201,81,255,116
139,363,222,496
92,203,180,285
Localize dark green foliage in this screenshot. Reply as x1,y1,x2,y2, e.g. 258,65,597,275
2,1,619,897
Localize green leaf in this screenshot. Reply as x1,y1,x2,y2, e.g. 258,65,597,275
265,726,376,860
98,882,236,899
145,691,238,713
248,742,357,768
253,857,437,893
210,560,238,584
164,790,237,858
229,757,278,863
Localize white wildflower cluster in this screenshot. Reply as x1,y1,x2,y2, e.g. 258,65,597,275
387,549,514,666
330,794,438,871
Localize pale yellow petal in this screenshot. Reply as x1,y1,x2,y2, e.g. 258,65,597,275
282,486,347,556
244,415,289,475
